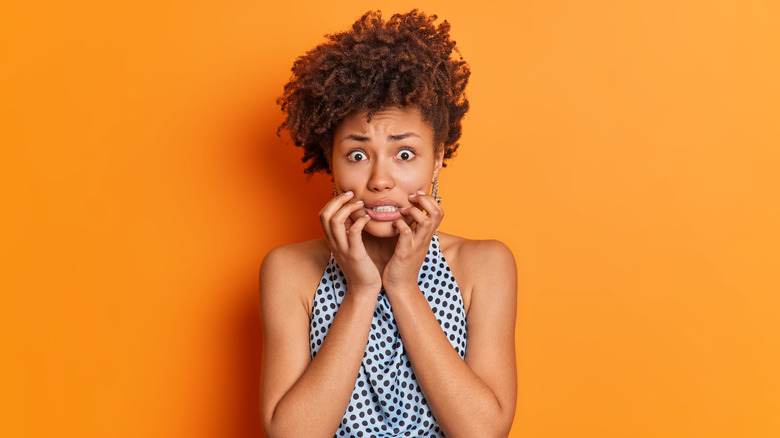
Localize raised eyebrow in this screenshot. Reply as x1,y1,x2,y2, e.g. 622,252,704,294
388,132,420,141
340,134,370,143
339,132,420,143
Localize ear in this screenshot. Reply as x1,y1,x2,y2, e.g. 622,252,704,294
432,147,444,182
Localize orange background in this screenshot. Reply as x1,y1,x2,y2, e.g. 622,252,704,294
2,0,778,437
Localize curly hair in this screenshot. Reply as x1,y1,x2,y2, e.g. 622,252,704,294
277,10,471,174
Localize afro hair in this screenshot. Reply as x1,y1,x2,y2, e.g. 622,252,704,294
277,10,471,174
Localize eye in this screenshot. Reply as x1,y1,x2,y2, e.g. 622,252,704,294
395,148,416,161
347,150,367,161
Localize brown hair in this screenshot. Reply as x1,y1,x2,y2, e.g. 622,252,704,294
277,10,470,174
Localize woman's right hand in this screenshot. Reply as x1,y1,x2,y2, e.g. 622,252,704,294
319,191,381,295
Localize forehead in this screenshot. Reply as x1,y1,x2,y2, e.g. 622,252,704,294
334,107,433,143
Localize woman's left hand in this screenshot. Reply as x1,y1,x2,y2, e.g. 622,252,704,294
382,191,443,292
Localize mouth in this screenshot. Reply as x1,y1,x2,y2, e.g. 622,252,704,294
369,205,398,213
364,199,403,221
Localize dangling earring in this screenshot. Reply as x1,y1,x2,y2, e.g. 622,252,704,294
432,177,441,204
333,184,338,197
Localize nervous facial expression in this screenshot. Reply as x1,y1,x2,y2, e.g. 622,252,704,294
332,107,443,238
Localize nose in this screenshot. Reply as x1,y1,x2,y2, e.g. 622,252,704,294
367,159,394,192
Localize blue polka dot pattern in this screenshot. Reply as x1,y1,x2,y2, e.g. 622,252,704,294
310,234,467,437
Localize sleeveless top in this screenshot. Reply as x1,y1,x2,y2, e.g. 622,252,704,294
310,234,467,438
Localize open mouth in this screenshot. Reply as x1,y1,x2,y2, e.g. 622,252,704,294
364,200,403,221
370,205,398,213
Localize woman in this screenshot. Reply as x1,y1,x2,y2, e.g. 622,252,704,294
260,10,517,438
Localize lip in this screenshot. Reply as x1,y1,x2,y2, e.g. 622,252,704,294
363,198,403,221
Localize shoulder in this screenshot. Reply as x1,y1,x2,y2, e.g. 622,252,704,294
261,238,330,276
437,232,516,277
437,232,517,312
259,238,330,313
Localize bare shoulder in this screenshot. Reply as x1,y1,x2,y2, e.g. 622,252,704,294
261,238,330,276
437,232,517,312
259,238,330,315
437,232,516,276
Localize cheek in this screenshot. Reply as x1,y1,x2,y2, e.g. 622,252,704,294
396,168,431,192
333,163,433,195
332,171,360,193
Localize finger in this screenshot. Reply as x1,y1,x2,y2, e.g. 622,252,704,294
401,206,433,236
319,191,354,242
344,215,355,230
328,200,365,250
393,217,414,246
319,190,355,224
347,214,370,249
320,191,354,249
409,191,444,224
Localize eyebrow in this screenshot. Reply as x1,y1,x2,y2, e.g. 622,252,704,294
340,132,420,143
389,132,419,141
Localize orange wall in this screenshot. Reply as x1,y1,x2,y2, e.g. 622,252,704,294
2,1,778,437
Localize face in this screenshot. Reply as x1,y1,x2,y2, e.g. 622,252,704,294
332,107,443,238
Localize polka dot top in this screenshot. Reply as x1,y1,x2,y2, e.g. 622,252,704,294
310,234,467,437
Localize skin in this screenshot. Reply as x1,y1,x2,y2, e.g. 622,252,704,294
259,107,517,437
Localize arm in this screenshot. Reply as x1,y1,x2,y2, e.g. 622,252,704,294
259,192,382,437
384,195,518,437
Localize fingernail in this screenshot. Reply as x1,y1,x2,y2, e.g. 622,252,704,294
408,193,416,197
417,190,426,195
344,191,353,195
355,200,363,204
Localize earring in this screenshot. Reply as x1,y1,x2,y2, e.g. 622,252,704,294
432,177,441,204
333,184,338,197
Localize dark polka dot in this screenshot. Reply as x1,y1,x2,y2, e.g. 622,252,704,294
308,234,465,436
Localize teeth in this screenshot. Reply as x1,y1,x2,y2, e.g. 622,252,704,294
372,206,398,213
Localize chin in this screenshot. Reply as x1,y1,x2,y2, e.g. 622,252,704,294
363,221,400,238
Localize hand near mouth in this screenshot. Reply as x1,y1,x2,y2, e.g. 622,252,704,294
319,191,382,296
382,190,444,292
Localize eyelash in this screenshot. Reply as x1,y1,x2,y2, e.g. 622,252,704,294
396,147,416,161
347,150,367,162
346,148,417,162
